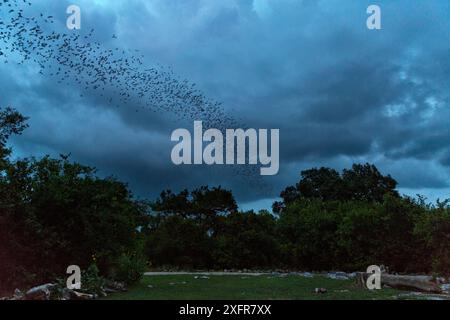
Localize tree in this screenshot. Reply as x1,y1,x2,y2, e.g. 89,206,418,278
213,210,279,269
151,186,237,234
146,186,238,268
335,195,422,272
0,107,149,291
146,215,214,268
274,163,399,213
0,107,28,147
342,163,399,202
0,107,30,291
414,201,450,276
276,199,343,270
0,107,28,169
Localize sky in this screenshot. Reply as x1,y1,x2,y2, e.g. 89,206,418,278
1,0,450,211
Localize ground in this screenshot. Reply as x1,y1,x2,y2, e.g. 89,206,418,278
105,274,411,300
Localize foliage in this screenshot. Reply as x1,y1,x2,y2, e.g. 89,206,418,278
273,164,399,214
213,210,279,269
147,185,448,275
413,203,450,276
1,107,449,294
80,263,106,295
151,186,237,234
112,253,148,285
0,107,149,292
146,215,214,268
0,107,28,161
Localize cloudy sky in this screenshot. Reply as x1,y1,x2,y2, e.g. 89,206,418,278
1,0,450,210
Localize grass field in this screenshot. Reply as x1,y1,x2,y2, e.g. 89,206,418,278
106,275,409,300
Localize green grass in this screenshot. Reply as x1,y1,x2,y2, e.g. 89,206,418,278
105,275,409,300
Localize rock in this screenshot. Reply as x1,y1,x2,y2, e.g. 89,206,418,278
71,291,96,300
60,288,74,300
59,288,99,300
426,296,448,301
314,288,327,294
382,274,443,293
395,292,450,300
103,287,119,294
327,272,350,280
106,281,127,292
357,273,443,293
436,277,446,284
99,289,108,298
299,272,314,278
334,289,350,293
13,289,25,300
25,283,56,300
440,284,450,294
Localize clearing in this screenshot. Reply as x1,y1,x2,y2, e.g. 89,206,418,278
105,273,417,300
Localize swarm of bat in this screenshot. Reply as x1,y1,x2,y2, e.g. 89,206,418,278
0,0,268,190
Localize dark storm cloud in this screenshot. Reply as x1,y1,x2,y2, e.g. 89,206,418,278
2,0,450,206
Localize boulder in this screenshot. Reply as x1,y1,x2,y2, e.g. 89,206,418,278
103,287,119,294
106,280,127,292
13,289,25,300
357,272,443,293
314,288,327,294
58,288,98,300
25,283,56,300
327,272,350,280
71,291,96,300
299,272,314,278
440,283,450,294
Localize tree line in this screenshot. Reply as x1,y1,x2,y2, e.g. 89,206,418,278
0,107,448,293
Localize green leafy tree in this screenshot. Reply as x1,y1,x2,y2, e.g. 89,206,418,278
414,202,450,276
0,107,149,291
342,164,398,202
0,107,31,290
151,186,237,234
277,199,343,270
274,163,399,214
213,210,279,269
336,195,422,272
146,186,237,268
146,215,214,268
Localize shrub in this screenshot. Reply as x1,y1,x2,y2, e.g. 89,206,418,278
80,263,106,295
146,215,214,269
414,205,450,276
112,253,147,285
212,210,279,269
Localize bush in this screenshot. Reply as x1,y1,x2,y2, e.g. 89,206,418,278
80,263,106,295
146,215,214,269
212,210,279,269
112,253,147,285
275,195,450,274
0,107,149,292
414,205,450,276
334,195,423,272
277,199,343,270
